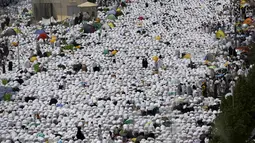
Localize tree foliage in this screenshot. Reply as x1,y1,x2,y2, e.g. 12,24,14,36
210,63,255,143
88,0,97,3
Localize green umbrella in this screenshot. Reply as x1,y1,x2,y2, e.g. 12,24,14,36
208,65,217,69
92,22,102,30
37,133,45,138
107,14,117,21
124,119,134,124
62,45,74,51
3,93,12,101
2,79,8,85
34,63,40,73
103,49,109,55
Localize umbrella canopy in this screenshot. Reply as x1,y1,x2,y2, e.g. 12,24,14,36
11,42,19,47
13,28,22,34
3,29,17,37
107,14,117,21
50,36,57,43
92,22,102,30
116,10,124,17
240,0,249,8
116,8,122,12
37,33,49,40
216,30,225,39
103,49,109,55
204,53,216,62
138,16,144,20
155,36,161,40
183,53,191,59
243,18,253,25
152,56,159,61
95,18,101,23
111,50,118,55
83,23,95,33
208,65,217,69
107,9,117,15
236,46,250,53
34,29,46,35
108,22,116,28
124,119,134,124
30,56,38,62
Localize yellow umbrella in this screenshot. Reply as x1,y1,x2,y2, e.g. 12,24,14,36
131,138,137,142
75,45,81,49
13,28,22,34
50,39,56,43
30,56,38,62
224,61,229,67
155,36,161,41
108,22,115,28
11,42,19,47
116,8,121,12
152,56,159,61
216,30,225,39
111,50,118,55
50,36,57,43
183,53,191,59
240,0,249,8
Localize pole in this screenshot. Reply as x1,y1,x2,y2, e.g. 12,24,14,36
61,3,62,21
17,42,20,70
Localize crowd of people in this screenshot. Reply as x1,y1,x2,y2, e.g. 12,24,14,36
0,0,254,143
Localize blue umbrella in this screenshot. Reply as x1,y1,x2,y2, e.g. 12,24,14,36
34,29,46,35
107,9,116,15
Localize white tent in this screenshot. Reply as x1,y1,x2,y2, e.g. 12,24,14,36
40,16,57,26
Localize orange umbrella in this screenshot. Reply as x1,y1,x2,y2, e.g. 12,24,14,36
37,33,48,40
243,18,253,25
95,18,101,23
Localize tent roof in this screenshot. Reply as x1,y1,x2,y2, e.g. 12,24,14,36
78,2,98,7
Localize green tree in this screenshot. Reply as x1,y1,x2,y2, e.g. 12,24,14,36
210,68,255,143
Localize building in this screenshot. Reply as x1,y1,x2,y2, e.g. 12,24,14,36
32,0,97,21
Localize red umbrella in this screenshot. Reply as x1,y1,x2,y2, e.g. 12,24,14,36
236,46,250,53
138,16,144,20
37,33,48,40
